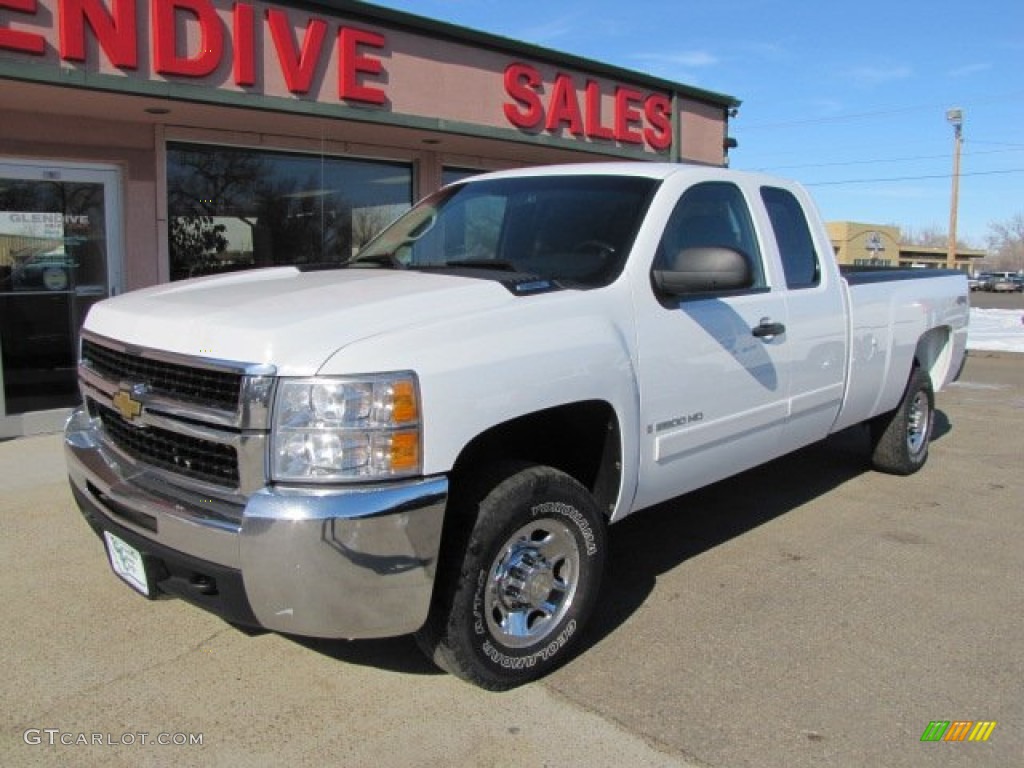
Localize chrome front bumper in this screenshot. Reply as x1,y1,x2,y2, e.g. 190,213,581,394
65,407,448,639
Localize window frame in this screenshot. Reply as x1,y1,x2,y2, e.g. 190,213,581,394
759,185,821,290
651,180,769,302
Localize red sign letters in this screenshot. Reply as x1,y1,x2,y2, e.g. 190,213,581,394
504,62,672,151
1,0,673,150
2,0,387,102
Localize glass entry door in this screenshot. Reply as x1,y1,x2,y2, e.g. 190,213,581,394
0,161,121,435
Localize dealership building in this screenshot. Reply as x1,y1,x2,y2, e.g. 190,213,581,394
0,0,738,437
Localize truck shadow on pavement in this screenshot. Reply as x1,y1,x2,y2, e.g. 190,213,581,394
278,410,951,679
580,411,951,654
292,634,443,676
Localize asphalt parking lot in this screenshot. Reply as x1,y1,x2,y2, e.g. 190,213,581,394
2,353,1021,768
971,288,1024,311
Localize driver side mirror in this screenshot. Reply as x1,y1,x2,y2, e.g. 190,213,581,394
652,246,753,296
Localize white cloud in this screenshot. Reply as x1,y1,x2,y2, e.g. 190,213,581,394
735,40,791,61
517,15,582,45
633,50,720,68
948,62,992,78
812,99,845,116
628,50,720,81
516,14,598,45
846,64,913,87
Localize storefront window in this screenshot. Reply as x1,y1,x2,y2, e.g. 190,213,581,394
167,144,413,280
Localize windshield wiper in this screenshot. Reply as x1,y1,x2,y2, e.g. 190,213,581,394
442,259,520,272
346,252,406,269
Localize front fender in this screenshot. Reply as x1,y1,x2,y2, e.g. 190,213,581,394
319,285,641,519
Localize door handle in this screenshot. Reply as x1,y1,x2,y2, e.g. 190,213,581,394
752,319,786,338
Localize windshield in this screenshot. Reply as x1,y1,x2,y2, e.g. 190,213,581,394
354,175,659,287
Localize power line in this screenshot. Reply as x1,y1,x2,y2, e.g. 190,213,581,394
743,105,932,130
805,168,1024,187
971,140,1024,149
738,90,1024,131
758,146,1024,172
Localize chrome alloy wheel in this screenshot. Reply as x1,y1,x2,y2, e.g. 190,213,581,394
906,389,931,455
484,519,580,649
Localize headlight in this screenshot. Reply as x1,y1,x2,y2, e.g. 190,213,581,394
271,373,421,482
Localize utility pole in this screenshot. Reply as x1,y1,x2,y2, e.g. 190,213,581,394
946,108,963,270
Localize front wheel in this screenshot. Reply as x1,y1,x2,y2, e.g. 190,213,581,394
870,366,935,475
416,463,607,690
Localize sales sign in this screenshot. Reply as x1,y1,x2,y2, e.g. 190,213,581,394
0,0,707,155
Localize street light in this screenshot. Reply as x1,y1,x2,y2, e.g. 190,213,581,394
946,108,963,270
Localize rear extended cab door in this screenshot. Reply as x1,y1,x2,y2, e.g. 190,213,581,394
758,183,848,450
628,172,846,512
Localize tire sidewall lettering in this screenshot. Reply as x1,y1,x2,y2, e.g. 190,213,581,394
471,570,487,637
469,504,592,670
530,501,598,557
471,569,577,671
470,566,578,665
437,465,607,687
479,620,578,670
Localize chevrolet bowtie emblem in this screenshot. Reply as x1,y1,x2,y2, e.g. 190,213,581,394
112,388,143,422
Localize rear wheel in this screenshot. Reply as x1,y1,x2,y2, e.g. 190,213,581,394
415,463,606,690
870,366,934,475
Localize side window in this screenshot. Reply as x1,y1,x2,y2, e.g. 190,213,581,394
760,186,820,289
657,182,765,289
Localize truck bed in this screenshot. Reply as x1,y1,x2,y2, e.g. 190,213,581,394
839,265,965,284
832,268,969,433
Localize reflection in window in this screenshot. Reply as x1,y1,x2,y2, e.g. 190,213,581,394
761,186,820,288
441,167,487,187
0,177,108,414
357,176,655,287
657,182,765,289
166,143,413,280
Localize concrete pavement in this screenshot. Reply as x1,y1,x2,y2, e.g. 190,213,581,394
2,353,1021,767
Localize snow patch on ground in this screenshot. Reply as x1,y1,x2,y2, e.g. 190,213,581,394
968,308,1024,354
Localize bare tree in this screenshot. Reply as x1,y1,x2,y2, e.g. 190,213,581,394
900,225,973,250
985,212,1024,273
351,205,405,253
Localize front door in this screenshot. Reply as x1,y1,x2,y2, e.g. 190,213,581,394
0,161,122,436
633,179,791,511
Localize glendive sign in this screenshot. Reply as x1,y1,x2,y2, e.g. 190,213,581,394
0,0,389,103
0,0,675,152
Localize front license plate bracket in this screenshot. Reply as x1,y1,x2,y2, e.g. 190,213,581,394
103,531,152,596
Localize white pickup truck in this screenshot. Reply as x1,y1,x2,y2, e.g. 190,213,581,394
65,163,968,689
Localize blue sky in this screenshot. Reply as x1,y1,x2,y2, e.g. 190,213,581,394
367,0,1023,247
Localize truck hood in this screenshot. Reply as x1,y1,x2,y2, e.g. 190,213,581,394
84,267,517,375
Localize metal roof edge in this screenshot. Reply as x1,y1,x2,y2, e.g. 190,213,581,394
296,0,741,109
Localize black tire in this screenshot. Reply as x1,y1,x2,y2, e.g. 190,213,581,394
870,366,934,475
415,463,607,690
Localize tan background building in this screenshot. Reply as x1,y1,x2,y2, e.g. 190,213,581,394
827,221,985,272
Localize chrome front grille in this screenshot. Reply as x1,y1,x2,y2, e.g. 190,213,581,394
78,332,275,498
82,338,242,411
94,402,240,487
